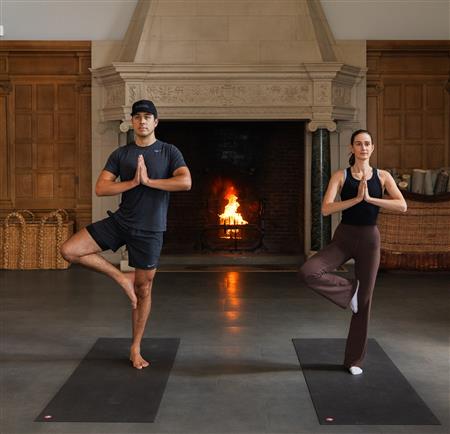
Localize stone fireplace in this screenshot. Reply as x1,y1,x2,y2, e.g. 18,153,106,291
91,0,366,262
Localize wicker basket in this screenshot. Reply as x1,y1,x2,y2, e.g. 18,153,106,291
378,197,450,270
0,209,74,270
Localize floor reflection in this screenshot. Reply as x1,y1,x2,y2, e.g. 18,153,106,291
224,271,241,325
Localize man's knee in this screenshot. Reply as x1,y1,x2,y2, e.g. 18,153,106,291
60,240,78,263
60,229,101,263
134,279,153,299
60,238,82,263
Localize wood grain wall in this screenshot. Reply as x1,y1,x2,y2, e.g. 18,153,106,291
0,41,92,229
367,41,450,171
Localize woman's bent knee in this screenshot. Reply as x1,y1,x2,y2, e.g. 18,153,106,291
298,263,316,284
297,265,307,283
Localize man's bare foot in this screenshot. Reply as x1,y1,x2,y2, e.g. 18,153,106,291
130,346,150,369
119,272,137,309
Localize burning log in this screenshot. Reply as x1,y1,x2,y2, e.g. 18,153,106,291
218,186,248,239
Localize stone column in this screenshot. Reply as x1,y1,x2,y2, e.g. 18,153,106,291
308,121,336,251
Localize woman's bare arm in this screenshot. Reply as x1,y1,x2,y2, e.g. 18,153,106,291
321,170,365,216
365,170,407,212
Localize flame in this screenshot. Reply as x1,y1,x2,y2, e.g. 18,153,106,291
218,186,248,239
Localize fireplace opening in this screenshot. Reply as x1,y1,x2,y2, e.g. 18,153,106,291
202,179,264,252
156,121,305,254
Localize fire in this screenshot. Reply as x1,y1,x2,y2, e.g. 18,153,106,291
218,186,248,239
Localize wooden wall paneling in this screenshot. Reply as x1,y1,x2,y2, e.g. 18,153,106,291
382,83,403,169
0,41,92,229
0,80,13,209
0,55,7,73
367,79,382,167
367,41,450,172
0,92,10,204
56,81,77,211
424,80,449,168
8,54,80,76
36,172,54,198
14,83,32,109
13,82,33,202
76,81,92,229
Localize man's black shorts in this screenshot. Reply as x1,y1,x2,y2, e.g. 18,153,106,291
86,216,163,270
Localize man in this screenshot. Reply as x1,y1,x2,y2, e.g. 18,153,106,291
61,100,191,369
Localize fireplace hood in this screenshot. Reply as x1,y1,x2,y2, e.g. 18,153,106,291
92,0,364,131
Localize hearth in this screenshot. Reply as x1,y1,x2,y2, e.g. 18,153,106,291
202,180,264,252
155,121,304,254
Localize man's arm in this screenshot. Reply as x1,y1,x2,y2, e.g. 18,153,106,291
139,155,192,191
95,168,140,196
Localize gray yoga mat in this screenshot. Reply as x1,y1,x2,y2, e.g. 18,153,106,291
36,338,179,423
292,338,440,425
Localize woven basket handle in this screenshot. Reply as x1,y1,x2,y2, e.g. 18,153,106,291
16,209,36,222
3,212,26,269
54,208,69,221
38,210,66,268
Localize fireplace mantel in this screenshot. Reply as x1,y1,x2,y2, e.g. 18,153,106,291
92,63,363,129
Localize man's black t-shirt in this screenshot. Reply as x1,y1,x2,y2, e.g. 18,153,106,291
104,140,186,232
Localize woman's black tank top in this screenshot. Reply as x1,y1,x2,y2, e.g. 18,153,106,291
340,167,383,225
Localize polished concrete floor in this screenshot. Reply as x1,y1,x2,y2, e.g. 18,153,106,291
1,265,449,434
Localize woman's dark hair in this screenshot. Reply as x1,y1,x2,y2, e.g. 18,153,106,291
349,129,373,166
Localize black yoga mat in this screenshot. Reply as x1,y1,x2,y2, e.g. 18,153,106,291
36,338,179,423
292,338,440,425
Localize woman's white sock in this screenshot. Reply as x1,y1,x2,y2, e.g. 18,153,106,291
349,366,363,375
350,280,359,314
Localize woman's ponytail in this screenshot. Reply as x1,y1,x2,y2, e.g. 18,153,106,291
349,153,355,166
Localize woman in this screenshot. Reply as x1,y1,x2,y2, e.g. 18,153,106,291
298,129,407,375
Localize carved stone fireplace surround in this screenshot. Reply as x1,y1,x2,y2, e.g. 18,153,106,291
90,0,366,262
93,63,361,128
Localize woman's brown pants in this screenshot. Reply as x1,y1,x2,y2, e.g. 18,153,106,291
298,223,380,367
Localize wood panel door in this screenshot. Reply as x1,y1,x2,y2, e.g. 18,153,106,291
14,80,78,208
379,80,448,169
0,41,91,230
367,41,450,171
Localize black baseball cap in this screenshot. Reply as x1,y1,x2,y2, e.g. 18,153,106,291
130,99,158,118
